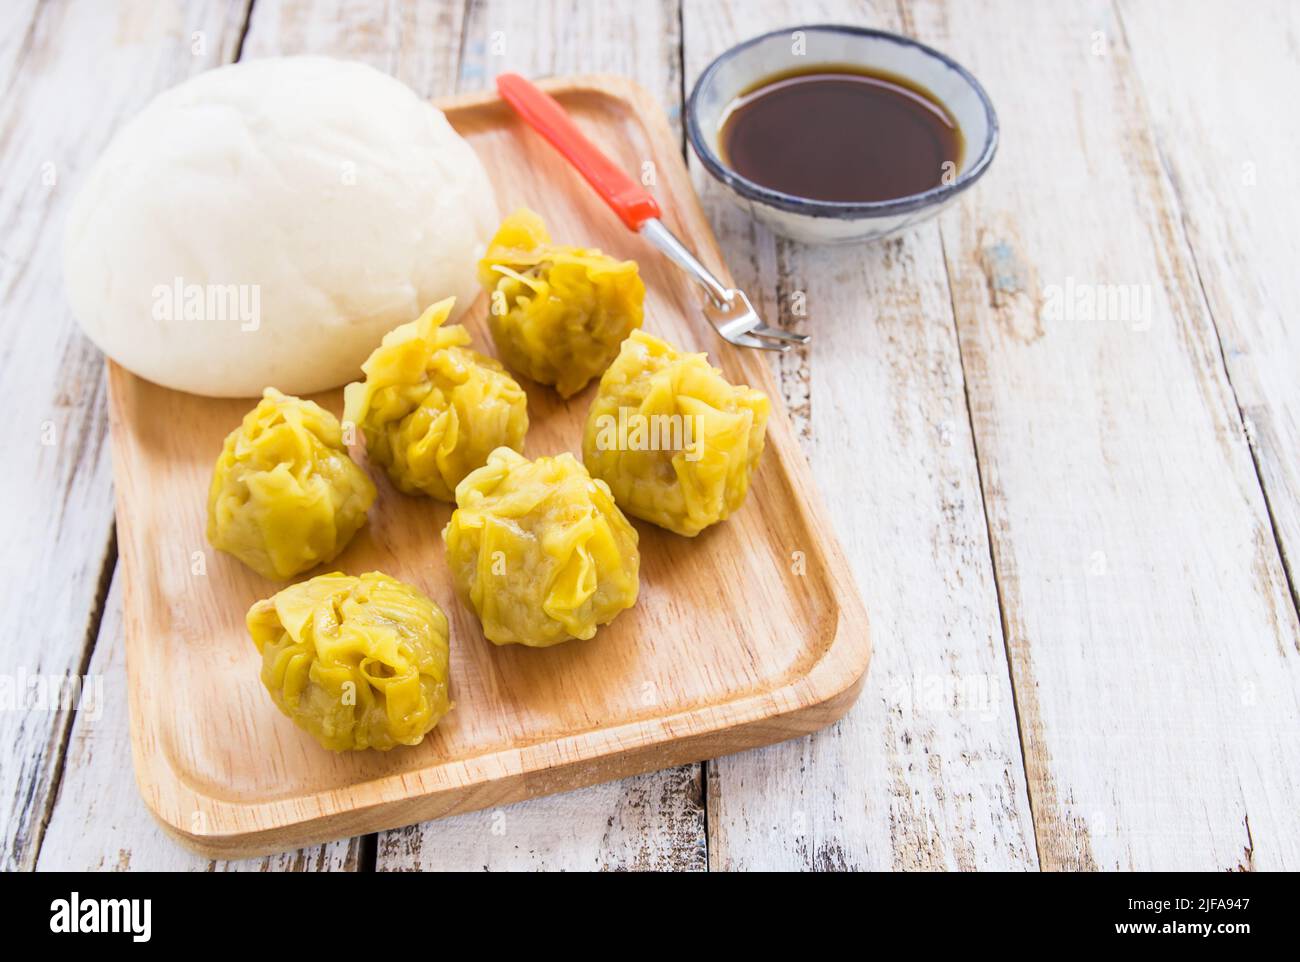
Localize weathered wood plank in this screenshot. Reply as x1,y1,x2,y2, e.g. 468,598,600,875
452,0,682,121
0,2,41,96
910,0,1300,869
37,574,361,871
239,0,705,870
29,0,1296,874
1118,0,1300,625
0,0,249,873
32,0,457,873
684,0,1037,870
241,0,464,95
376,766,706,871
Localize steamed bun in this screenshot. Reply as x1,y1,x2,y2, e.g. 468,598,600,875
63,56,498,397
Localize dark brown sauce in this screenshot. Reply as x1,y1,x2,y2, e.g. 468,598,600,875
719,65,963,203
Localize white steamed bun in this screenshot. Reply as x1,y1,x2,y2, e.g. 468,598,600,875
63,56,498,397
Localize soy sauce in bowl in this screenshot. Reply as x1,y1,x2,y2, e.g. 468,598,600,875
718,65,964,203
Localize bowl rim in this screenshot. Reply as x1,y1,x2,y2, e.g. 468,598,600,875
685,23,1000,220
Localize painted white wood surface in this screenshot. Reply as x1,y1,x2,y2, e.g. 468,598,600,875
910,0,1300,869
1118,0,1300,641
0,2,42,94
684,0,1038,871
11,0,1300,871
0,0,250,872
26,0,361,874
37,575,360,871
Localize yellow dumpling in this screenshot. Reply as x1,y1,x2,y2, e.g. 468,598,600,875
478,208,644,398
343,298,528,501
207,388,376,580
247,571,452,752
442,447,639,647
582,330,770,537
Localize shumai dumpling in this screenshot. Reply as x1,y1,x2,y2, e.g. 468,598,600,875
478,208,644,398
208,388,376,580
583,330,770,537
343,297,528,501
442,447,639,647
247,571,452,752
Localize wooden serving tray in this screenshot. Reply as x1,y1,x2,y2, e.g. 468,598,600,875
108,75,871,858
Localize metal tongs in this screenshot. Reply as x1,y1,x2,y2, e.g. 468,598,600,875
496,73,809,353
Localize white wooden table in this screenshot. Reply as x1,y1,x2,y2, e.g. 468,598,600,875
5,0,1298,871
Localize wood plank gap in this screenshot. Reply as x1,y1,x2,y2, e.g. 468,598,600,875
668,0,706,875
1110,0,1300,630
359,832,378,872
675,0,687,159
454,0,474,91
700,758,710,871
26,523,117,869
936,228,1044,871
233,0,257,62
1149,138,1300,627
0,3,42,99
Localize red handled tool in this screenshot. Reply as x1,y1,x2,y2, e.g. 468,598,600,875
496,73,808,352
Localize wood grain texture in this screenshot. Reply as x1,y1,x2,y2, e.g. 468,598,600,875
683,0,1037,871
31,0,436,874
455,0,683,110
37,574,361,871
376,765,705,871
241,0,466,94
108,76,870,859
0,1,41,96
15,0,1300,873
910,0,1300,869
0,0,249,872
1118,0,1300,638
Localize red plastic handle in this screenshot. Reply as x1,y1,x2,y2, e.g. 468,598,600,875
496,73,661,231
